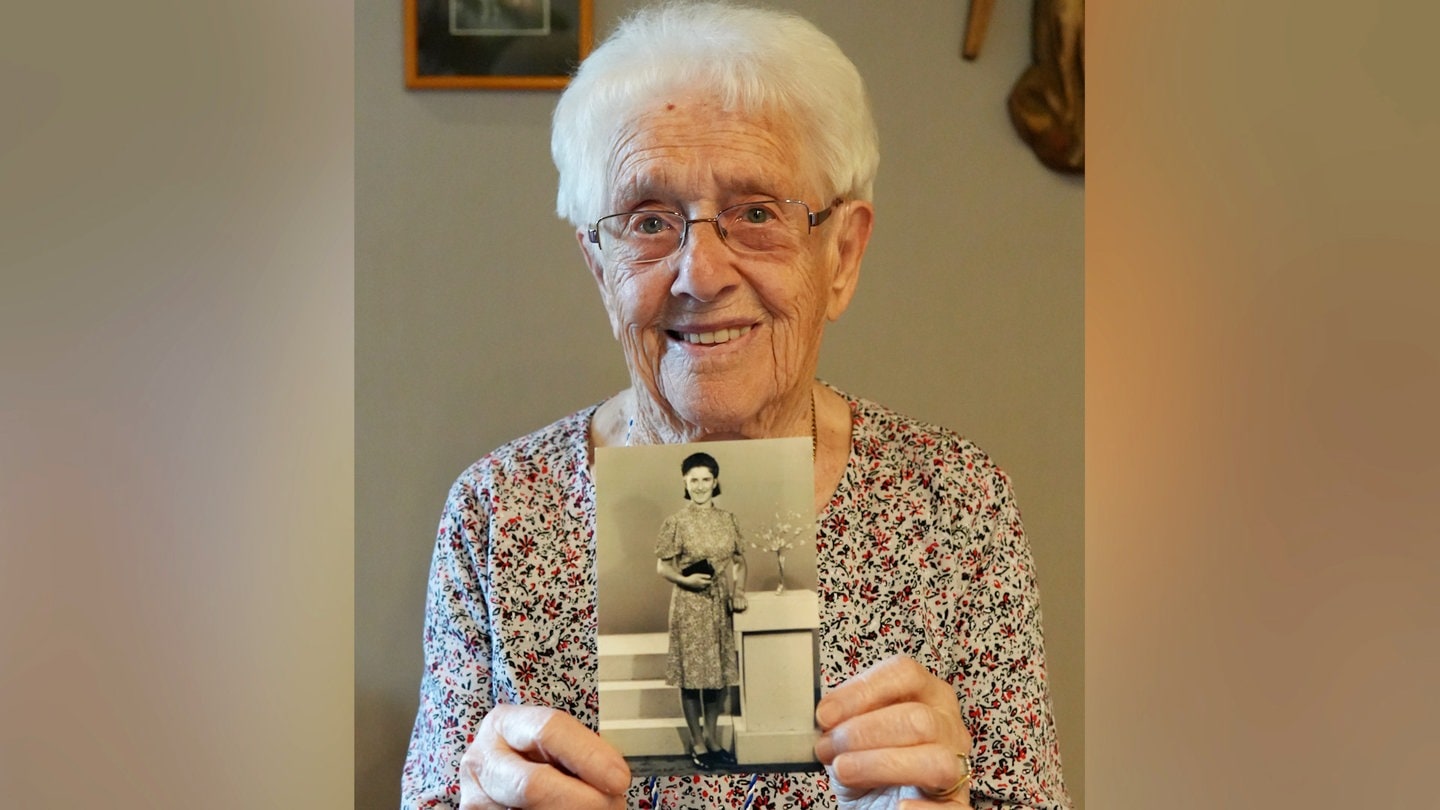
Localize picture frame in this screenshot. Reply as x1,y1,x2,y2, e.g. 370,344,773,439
405,0,594,90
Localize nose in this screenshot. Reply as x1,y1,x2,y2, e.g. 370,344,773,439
669,217,739,302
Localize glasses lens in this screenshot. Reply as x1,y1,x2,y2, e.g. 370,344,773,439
595,200,814,263
718,200,809,254
598,211,682,262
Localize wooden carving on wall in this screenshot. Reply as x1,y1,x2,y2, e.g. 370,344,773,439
965,0,1085,175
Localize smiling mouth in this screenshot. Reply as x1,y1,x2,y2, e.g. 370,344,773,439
666,325,753,346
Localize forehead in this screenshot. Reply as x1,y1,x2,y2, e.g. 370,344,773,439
606,95,812,203
685,467,714,477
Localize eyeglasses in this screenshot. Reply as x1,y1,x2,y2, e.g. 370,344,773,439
587,198,842,264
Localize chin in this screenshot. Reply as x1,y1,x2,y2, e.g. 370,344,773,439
665,388,759,433
655,366,794,433
676,400,751,433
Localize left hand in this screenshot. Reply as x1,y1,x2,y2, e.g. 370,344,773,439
814,654,974,809
729,591,748,613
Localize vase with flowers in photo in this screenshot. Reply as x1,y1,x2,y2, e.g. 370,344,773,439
749,511,811,595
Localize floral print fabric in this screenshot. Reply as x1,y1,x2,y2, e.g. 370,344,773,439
401,387,1073,809
655,503,744,690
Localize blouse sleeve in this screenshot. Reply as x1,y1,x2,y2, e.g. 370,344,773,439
955,468,1073,810
400,474,495,810
655,513,681,560
729,511,745,557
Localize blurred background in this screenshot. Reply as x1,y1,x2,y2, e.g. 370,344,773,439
4,2,1436,809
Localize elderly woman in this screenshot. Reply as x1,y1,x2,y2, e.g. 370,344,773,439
402,3,1072,809
655,451,748,771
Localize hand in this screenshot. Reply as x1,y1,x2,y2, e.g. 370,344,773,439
459,704,631,809
729,591,748,613
814,655,974,809
680,573,713,592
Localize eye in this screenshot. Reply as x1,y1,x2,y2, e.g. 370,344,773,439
738,205,775,225
633,214,671,235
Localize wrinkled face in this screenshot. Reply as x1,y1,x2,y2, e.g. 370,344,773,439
684,467,716,504
579,95,861,432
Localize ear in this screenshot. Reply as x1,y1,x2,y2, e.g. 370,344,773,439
576,228,623,339
824,199,873,322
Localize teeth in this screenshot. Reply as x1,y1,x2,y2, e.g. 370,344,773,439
682,325,751,345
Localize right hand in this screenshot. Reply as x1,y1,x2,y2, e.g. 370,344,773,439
459,704,631,809
680,573,713,592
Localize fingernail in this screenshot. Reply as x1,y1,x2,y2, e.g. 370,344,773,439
813,732,833,763
815,701,836,729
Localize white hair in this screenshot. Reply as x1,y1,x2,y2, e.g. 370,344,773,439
550,0,880,228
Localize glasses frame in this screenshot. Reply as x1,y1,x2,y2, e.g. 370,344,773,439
586,197,843,264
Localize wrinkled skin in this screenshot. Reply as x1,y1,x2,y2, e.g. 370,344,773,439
816,655,976,809
458,705,630,810
578,93,872,446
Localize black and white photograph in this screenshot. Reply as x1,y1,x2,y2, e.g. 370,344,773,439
594,437,821,776
451,0,553,36
405,0,592,89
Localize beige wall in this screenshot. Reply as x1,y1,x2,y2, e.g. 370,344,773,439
356,2,1084,808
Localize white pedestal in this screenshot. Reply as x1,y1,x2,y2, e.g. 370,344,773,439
731,589,820,765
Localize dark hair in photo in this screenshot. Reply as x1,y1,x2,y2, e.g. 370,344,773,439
681,451,721,499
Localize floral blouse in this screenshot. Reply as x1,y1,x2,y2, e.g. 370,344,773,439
402,387,1073,809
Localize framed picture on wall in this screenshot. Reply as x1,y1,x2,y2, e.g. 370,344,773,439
405,0,594,90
